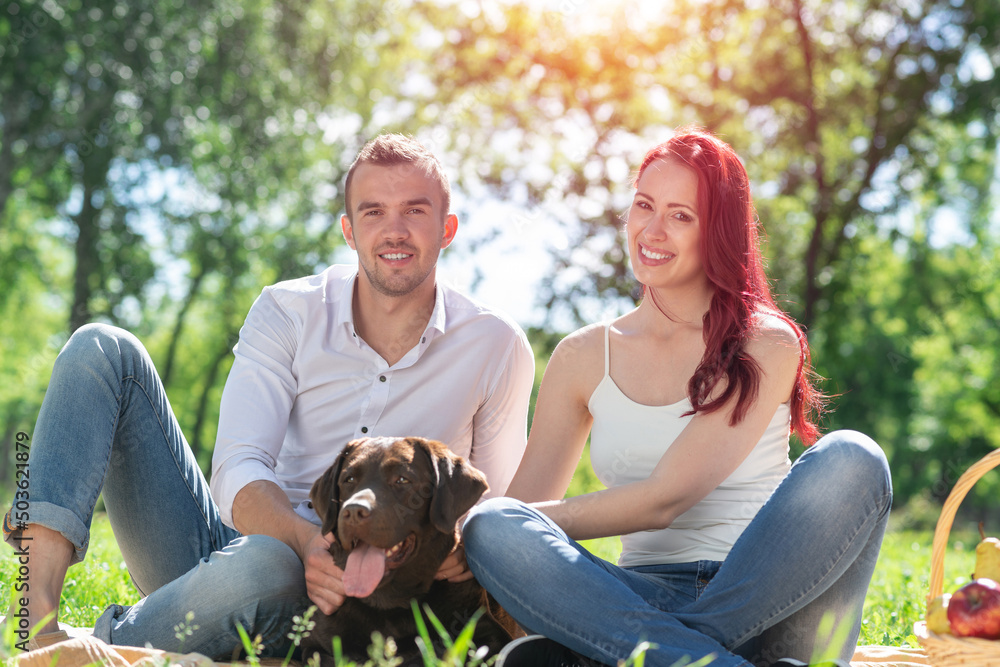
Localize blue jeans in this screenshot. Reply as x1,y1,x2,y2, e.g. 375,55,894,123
4,324,311,659
463,431,892,667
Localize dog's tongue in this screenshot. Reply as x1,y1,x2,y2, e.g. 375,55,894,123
343,543,387,598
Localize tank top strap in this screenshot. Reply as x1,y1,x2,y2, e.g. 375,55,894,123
603,322,611,377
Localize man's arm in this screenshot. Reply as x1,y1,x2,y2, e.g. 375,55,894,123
233,480,346,614
211,288,298,527
213,286,348,614
465,328,536,497
438,326,534,582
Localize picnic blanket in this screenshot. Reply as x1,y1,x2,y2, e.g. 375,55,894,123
10,633,930,667
850,644,930,666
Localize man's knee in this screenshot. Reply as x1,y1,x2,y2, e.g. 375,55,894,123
223,535,307,599
60,323,146,369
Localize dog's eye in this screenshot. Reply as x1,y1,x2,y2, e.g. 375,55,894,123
394,475,410,485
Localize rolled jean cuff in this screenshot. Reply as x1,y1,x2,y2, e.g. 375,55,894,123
3,501,90,565
92,605,127,644
2,509,16,543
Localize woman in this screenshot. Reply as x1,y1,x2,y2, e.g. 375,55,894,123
462,128,892,667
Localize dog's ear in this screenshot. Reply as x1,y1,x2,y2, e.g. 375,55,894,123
309,439,361,536
414,437,489,534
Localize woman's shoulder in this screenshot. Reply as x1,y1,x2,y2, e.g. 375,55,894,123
551,320,607,362
544,320,614,390
753,307,799,336
748,309,804,370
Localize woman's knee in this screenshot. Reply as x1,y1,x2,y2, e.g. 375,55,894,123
813,429,888,472
808,429,892,501
463,497,529,559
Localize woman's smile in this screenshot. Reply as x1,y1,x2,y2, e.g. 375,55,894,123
638,243,675,263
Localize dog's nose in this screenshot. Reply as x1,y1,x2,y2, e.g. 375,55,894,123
341,489,376,524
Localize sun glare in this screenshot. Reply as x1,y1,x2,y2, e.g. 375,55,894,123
549,0,670,32
475,0,663,33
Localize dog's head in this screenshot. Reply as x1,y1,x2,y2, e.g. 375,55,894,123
309,436,488,608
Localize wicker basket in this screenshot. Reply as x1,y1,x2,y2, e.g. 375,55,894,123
914,448,1000,665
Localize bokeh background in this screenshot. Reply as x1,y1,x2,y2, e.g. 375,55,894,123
1,0,999,522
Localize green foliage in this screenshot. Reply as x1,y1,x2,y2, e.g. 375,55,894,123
809,227,1000,512
411,0,999,325
407,0,1000,511
2,0,1000,622
235,605,319,667
411,601,491,667
0,0,422,478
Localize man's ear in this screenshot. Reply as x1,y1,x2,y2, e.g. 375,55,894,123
341,214,357,250
440,213,458,250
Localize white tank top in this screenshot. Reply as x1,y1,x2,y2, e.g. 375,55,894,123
587,323,792,566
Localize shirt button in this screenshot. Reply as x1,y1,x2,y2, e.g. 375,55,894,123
379,375,386,382
361,426,368,434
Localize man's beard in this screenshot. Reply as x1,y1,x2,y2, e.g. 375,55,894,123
359,247,434,297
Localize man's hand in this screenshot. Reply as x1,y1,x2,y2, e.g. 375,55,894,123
232,481,348,614
435,542,475,583
303,531,347,615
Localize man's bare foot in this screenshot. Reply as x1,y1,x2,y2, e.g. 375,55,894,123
8,524,74,638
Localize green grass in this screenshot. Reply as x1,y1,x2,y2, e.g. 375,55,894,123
2,513,979,649
2,472,987,664
860,522,978,648
2,516,141,630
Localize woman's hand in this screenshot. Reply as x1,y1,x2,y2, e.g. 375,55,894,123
435,542,475,582
535,313,803,541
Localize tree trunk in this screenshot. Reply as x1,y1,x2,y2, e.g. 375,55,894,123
70,181,100,333
190,333,237,461
162,268,207,388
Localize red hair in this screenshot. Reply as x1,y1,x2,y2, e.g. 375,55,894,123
635,127,825,445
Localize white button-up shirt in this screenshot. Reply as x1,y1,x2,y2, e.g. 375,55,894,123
210,265,535,528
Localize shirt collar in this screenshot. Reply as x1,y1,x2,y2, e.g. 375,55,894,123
334,268,448,341
334,268,358,335
426,280,447,336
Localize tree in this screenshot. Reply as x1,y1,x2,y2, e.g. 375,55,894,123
410,0,997,326
404,0,999,505
0,0,425,478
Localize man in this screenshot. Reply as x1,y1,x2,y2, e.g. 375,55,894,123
3,134,534,659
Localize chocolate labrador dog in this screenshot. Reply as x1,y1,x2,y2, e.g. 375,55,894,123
302,436,518,665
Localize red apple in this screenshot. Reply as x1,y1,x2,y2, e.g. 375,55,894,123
947,578,1000,639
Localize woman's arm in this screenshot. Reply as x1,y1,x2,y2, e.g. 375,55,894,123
505,325,604,503
533,316,802,541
